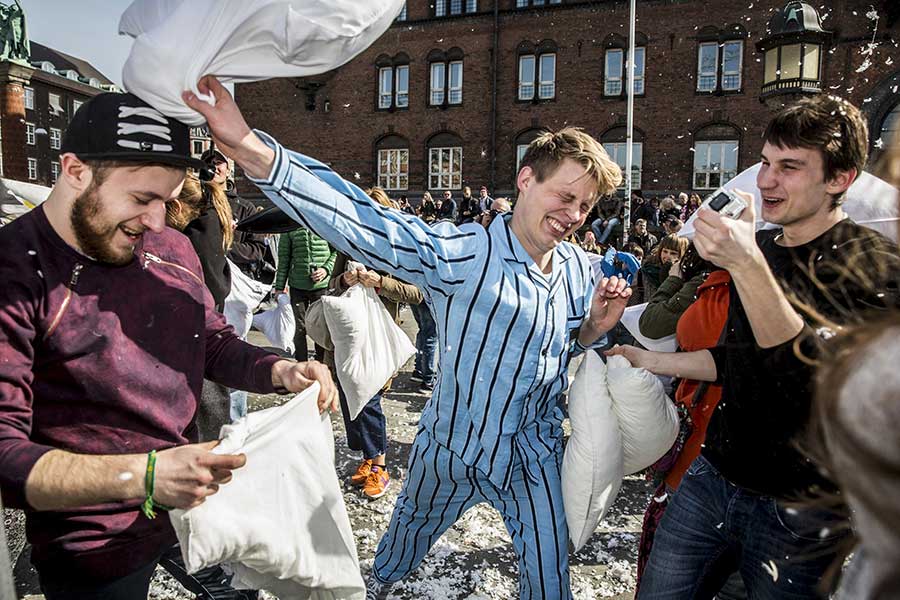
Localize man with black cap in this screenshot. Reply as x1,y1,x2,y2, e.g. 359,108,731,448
0,92,337,599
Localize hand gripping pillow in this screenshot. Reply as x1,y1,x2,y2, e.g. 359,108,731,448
606,354,679,475
168,383,365,599
119,0,406,124
322,282,416,420
562,351,624,552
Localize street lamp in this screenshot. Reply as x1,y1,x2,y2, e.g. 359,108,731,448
756,1,831,102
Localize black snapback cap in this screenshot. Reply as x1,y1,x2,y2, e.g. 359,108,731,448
60,92,207,171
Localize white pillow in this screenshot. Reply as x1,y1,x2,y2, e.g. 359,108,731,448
168,384,365,598
304,298,333,352
562,351,624,552
119,0,406,124
322,282,416,420
606,354,679,475
251,293,296,354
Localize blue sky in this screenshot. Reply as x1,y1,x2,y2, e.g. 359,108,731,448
20,0,135,84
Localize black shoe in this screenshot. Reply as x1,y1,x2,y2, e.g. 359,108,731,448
410,371,425,383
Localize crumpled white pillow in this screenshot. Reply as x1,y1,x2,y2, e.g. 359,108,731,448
562,351,624,552
322,264,416,420
251,292,296,354
118,0,406,124
168,383,365,599
606,354,679,475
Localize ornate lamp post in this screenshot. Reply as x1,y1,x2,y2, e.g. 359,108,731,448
756,1,832,104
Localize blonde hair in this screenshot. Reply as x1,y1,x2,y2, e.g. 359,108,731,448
660,196,677,211
519,127,622,201
366,186,394,208
167,174,233,251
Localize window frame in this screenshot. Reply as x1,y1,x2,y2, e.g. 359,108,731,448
24,86,34,110
428,146,463,190
604,46,645,97
696,37,744,94
27,157,37,180
693,140,740,190
602,141,643,190
516,0,562,7
435,0,477,17
538,53,556,99
25,122,35,145
518,54,536,101
50,127,62,150
376,59,410,112
377,148,410,191
51,161,60,183
517,44,557,103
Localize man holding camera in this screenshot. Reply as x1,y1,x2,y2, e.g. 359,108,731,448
610,95,900,598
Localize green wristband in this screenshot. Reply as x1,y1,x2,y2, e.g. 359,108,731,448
140,450,173,519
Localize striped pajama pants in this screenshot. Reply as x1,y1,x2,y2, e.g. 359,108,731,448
371,431,572,599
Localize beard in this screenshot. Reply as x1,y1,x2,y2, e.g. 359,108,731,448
70,187,137,266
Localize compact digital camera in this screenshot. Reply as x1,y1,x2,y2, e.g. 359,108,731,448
702,188,747,220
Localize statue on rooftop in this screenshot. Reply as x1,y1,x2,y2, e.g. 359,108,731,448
0,0,29,64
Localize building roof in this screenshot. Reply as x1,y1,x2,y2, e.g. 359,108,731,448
28,41,115,86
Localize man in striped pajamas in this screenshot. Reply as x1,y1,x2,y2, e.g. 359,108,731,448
187,77,630,600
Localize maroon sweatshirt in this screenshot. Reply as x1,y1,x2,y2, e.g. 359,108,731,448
0,206,281,580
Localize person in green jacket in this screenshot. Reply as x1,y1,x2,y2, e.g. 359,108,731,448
274,227,336,361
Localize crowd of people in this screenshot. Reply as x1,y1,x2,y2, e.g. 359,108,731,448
0,73,898,600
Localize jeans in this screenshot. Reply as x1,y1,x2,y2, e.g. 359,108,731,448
339,389,386,459
411,302,438,383
638,455,848,600
591,217,621,244
39,557,159,600
289,287,328,362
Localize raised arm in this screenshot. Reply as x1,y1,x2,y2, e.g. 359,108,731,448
184,77,483,294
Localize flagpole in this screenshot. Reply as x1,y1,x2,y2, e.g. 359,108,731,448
623,0,636,245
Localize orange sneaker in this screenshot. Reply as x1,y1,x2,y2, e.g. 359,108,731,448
350,459,374,487
363,465,391,499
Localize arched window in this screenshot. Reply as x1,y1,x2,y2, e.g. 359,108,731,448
879,102,900,148
427,132,463,190
376,53,410,111
601,127,644,190
603,32,648,97
517,40,557,101
514,128,548,174
693,123,741,190
375,134,410,191
428,47,465,107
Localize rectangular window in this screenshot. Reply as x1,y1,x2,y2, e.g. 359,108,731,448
538,53,556,99
51,161,60,183
26,122,35,145
429,146,462,190
697,42,718,92
781,43,801,80
27,157,37,180
379,67,393,109
49,92,64,115
518,55,535,100
516,144,529,173
378,148,409,190
632,46,646,95
436,0,476,16
50,128,61,150
802,43,819,80
24,86,34,110
396,65,409,108
192,140,205,156
693,141,739,189
605,49,623,96
517,0,561,6
430,62,445,105
448,60,463,104
721,41,743,91
603,142,643,189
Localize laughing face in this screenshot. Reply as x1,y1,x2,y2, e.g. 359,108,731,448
757,142,851,232
511,159,598,265
70,165,186,265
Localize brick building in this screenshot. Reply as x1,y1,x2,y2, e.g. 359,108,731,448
0,43,213,189
238,0,899,201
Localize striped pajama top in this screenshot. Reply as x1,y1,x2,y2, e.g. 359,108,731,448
250,132,598,489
